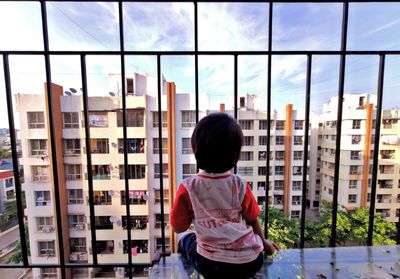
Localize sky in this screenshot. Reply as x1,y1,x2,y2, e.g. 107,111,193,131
0,2,400,129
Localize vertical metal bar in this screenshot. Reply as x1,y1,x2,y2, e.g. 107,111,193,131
264,0,273,239
80,54,97,265
300,54,312,248
330,2,349,248
3,54,29,266
40,2,66,277
234,54,238,174
194,2,199,125
118,2,133,276
157,54,166,253
367,54,385,246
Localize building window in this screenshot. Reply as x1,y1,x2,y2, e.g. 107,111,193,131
156,237,170,252
94,191,112,205
276,120,285,130
275,166,284,176
29,139,47,156
328,188,333,195
240,151,253,161
350,150,361,160
38,241,56,257
349,165,360,175
291,211,300,219
257,196,266,206
182,111,196,128
6,190,14,200
95,216,113,230
153,138,168,154
155,189,169,203
121,190,147,205
293,166,302,176
70,237,87,253
182,138,192,154
68,189,83,204
348,194,357,203
258,151,267,161
275,136,284,145
155,214,170,229
293,151,303,161
239,120,254,130
31,166,50,182
294,136,303,145
36,217,53,232
259,120,268,130
152,111,167,128
28,111,45,129
237,167,253,177
65,164,81,180
380,150,395,159
62,112,79,128
68,215,85,230
377,194,392,204
379,180,393,189
294,120,304,130
117,109,144,127
349,180,358,189
88,112,108,127
257,182,266,190
259,136,267,145
122,215,148,230
351,135,361,144
352,120,361,129
96,240,114,254
120,165,146,179
379,165,394,174
118,138,145,153
274,195,283,205
154,163,168,178
64,139,81,156
275,151,285,161
183,164,197,179
243,136,254,146
292,196,301,205
258,167,267,176
292,181,302,191
90,138,109,154
90,165,111,180
40,268,57,278
274,180,284,191
126,78,134,95
123,240,148,254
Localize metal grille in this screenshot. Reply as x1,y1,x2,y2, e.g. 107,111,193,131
1,1,400,279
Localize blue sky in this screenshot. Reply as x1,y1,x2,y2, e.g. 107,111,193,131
0,2,399,128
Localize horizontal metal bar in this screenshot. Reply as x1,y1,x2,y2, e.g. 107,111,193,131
0,50,400,55
4,0,400,3
0,263,153,269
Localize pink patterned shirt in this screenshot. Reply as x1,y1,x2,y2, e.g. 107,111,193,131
170,171,264,264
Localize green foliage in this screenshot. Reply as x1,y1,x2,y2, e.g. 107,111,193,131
259,200,396,249
0,148,11,159
7,225,30,263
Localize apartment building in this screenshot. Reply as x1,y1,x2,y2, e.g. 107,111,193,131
319,93,400,222
0,170,15,212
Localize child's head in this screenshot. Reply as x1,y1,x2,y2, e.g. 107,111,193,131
191,112,243,173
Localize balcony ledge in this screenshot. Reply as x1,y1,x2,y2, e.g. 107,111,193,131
149,245,400,278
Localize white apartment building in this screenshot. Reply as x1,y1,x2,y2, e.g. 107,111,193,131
319,93,400,222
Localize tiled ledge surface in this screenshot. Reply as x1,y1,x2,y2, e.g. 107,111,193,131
150,245,400,278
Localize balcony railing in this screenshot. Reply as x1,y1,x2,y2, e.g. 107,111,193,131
1,1,400,279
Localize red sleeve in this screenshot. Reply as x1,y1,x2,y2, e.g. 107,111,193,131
170,184,193,231
241,182,260,222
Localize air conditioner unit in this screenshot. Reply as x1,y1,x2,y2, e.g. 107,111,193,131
69,253,79,262
42,226,52,233
75,224,84,231
78,252,88,261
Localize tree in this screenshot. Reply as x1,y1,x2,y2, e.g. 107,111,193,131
0,148,11,159
259,207,300,249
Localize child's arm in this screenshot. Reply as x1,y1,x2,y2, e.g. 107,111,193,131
170,184,193,233
247,219,280,256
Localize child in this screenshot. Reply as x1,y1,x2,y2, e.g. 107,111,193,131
170,112,279,279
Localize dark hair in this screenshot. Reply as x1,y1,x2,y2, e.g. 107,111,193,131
191,112,243,173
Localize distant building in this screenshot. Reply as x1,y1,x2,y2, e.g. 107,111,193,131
0,170,15,212
319,93,400,222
